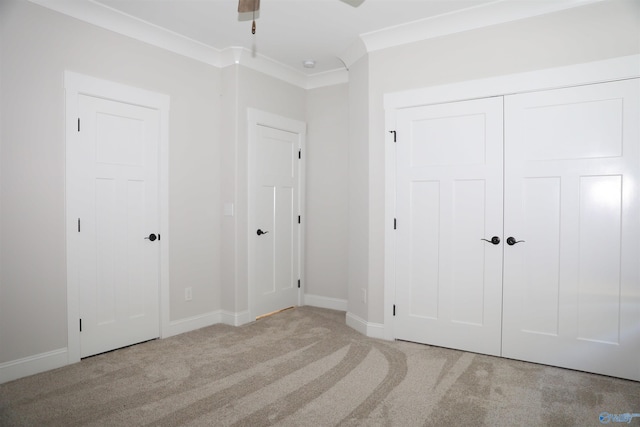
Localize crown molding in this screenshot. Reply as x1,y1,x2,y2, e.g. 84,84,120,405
219,47,348,89
306,69,349,90
27,0,345,89
340,0,605,69
338,38,368,72
28,0,222,66
28,0,605,89
220,47,308,88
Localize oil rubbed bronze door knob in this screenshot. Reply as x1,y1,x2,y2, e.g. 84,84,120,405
481,236,501,245
506,236,524,246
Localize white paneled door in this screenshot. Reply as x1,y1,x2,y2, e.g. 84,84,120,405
249,113,304,319
394,79,640,381
76,94,160,358
502,79,640,380
394,97,504,356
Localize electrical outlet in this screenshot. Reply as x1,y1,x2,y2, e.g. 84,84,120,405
185,287,192,301
361,288,367,304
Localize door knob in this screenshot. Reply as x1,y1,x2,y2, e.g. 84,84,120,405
506,236,524,246
256,229,269,236
481,236,501,245
144,233,158,242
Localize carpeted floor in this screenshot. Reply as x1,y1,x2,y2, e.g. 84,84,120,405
1,306,639,426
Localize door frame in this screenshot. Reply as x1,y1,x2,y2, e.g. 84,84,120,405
64,71,170,363
383,54,640,341
247,108,306,320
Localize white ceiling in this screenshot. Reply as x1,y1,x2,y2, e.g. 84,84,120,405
30,0,601,83
86,0,497,74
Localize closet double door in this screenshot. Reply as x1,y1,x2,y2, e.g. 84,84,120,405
394,79,640,381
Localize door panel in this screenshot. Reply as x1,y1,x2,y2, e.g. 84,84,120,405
395,97,504,356
408,181,440,319
252,124,300,317
451,179,488,326
78,94,160,358
502,79,640,380
520,177,561,335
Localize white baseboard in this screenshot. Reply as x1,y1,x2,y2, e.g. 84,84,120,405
346,312,387,340
0,309,254,384
1,308,378,384
0,347,69,384
304,294,347,311
165,311,223,338
221,310,253,327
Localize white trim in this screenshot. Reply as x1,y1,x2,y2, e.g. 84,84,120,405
29,0,604,89
157,309,257,337
383,54,640,342
247,109,307,321
346,312,386,341
304,294,348,312
306,69,349,90
298,121,307,312
362,0,603,54
0,348,68,384
220,47,308,89
26,1,344,90
221,310,253,327
165,311,222,338
158,97,171,341
29,0,220,66
383,108,397,342
64,71,170,364
337,38,368,72
220,47,348,90
345,0,604,68
385,55,640,109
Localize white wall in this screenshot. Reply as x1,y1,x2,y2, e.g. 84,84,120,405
0,0,221,364
220,65,307,318
0,0,351,383
305,84,349,305
351,0,640,324
347,56,370,322
0,0,4,364
5,0,628,379
220,66,239,316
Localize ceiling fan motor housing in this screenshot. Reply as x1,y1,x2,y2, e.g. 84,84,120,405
238,0,260,13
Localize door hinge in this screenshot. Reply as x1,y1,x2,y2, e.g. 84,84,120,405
393,305,396,316
297,279,301,289
298,215,301,224
389,130,397,143
79,318,82,332
77,218,81,232
78,118,80,132
394,218,397,230
298,149,301,159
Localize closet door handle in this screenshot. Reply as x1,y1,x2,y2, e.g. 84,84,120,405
506,236,525,246
481,236,501,245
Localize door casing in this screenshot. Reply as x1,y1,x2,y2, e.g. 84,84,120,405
384,55,640,343
65,71,170,363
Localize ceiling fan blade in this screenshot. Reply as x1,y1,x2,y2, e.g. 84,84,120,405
339,0,365,7
238,0,260,13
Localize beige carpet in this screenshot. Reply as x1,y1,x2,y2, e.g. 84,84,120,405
1,306,639,426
